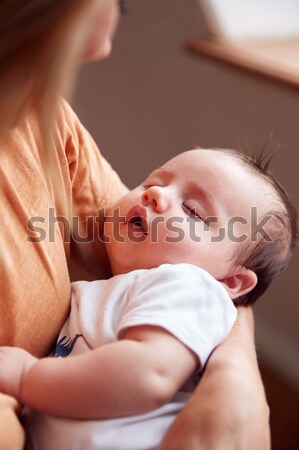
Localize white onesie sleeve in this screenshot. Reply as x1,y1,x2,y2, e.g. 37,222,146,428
117,263,237,368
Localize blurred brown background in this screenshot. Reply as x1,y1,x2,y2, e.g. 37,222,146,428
73,1,299,448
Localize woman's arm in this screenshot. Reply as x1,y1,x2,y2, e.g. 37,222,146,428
0,326,197,419
159,306,270,450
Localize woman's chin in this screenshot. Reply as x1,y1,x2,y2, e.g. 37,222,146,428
80,39,112,63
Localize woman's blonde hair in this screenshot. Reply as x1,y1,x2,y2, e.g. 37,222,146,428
0,0,105,218
0,0,98,129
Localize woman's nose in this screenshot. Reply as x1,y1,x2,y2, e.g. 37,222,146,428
142,186,168,213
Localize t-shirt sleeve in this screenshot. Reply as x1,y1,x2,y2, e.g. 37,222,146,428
57,99,128,222
117,264,237,369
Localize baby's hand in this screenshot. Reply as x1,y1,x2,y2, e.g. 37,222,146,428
0,347,37,400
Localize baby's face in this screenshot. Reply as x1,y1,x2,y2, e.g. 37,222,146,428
105,149,271,283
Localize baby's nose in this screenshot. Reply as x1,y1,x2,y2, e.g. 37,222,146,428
142,187,168,213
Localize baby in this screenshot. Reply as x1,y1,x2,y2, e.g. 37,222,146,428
0,149,296,450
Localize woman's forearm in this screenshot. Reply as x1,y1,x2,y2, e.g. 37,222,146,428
207,305,257,369
159,306,270,450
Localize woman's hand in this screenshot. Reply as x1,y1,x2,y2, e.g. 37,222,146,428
159,306,270,450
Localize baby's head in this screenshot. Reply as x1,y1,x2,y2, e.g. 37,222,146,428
214,148,297,305
105,149,297,305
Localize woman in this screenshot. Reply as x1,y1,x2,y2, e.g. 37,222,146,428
0,1,270,449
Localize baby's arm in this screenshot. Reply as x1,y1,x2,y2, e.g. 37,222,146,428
0,326,197,419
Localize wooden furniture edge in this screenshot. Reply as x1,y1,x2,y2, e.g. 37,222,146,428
187,39,299,90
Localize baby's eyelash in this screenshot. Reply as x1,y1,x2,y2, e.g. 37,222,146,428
143,185,154,191
182,203,204,222
143,181,163,189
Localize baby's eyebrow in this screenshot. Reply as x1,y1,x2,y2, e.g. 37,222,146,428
146,168,174,181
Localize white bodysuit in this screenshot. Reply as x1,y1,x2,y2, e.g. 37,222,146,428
25,263,237,450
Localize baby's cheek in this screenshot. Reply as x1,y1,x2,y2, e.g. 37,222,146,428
149,220,185,244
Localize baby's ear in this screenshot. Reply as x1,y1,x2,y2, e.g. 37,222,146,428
218,268,257,300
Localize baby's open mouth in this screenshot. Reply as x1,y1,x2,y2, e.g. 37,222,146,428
126,205,149,236
127,215,148,235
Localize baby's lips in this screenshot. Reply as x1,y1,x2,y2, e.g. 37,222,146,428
126,204,149,234
141,215,149,234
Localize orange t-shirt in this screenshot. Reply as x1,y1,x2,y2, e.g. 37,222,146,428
0,99,126,356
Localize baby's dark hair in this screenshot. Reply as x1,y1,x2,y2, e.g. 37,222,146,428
219,147,297,306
